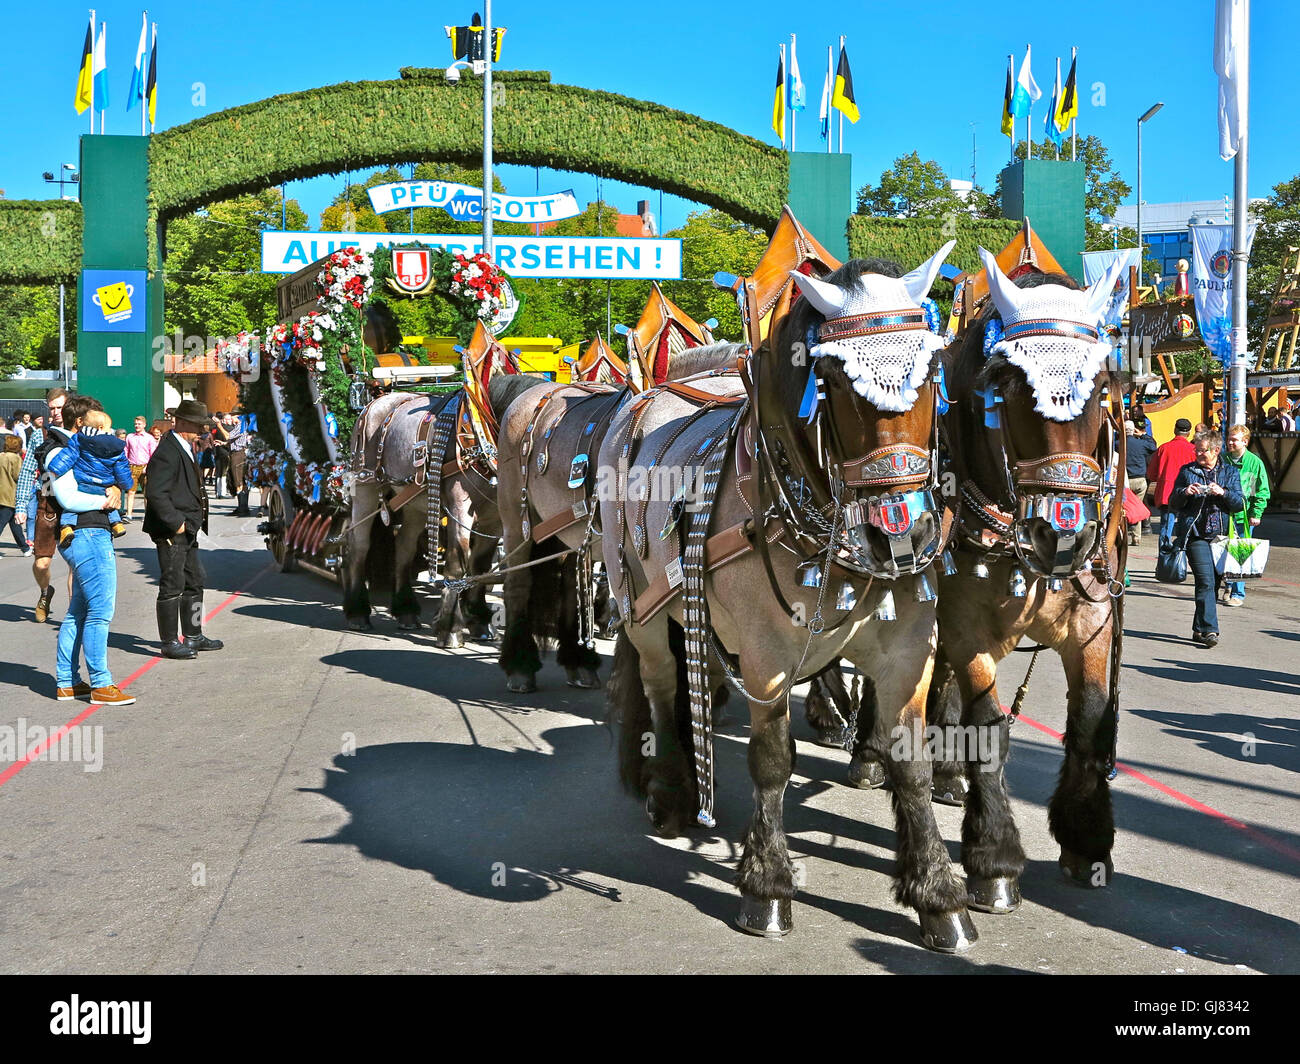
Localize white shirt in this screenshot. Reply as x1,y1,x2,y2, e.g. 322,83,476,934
170,430,197,464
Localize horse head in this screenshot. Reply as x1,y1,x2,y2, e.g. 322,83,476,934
974,247,1128,580
782,241,954,579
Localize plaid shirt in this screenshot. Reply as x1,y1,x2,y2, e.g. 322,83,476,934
14,427,43,512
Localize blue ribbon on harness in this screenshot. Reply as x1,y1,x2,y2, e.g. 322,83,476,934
935,362,950,415
311,472,323,503
980,385,1003,429
324,412,338,439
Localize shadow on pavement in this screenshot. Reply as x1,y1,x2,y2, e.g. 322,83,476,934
1128,708,1299,774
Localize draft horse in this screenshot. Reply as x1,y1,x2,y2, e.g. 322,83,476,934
603,246,984,952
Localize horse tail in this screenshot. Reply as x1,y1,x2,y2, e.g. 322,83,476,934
524,548,566,652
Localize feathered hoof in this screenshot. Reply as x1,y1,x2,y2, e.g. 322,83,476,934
506,672,537,694
436,629,463,648
397,618,422,632
918,909,978,953
645,794,687,839
1059,848,1114,887
565,667,600,689
931,773,969,807
813,725,852,749
346,618,372,632
735,895,792,938
847,755,887,789
467,622,497,642
966,875,1021,914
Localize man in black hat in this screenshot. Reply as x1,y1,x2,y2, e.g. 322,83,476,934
143,400,224,659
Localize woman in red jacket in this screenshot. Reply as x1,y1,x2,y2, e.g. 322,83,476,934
1148,417,1196,543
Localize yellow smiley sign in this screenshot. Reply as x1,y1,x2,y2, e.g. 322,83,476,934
92,281,134,324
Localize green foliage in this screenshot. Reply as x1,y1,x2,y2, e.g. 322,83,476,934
0,285,67,378
0,200,83,284
149,73,785,230
661,209,768,339
846,216,1021,274
241,364,284,455
1249,173,1300,355
856,153,964,219
164,189,308,342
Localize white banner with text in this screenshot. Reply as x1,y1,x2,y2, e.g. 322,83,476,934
366,181,582,223
261,232,682,279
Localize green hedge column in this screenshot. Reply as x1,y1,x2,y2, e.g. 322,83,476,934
787,152,853,261
999,159,1085,282
77,135,163,426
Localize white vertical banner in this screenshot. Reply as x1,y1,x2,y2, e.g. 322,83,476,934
1215,0,1247,161
1081,248,1139,333
1190,222,1256,361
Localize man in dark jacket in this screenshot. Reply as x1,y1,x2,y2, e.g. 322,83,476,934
1125,413,1158,544
144,400,223,659
1169,429,1244,648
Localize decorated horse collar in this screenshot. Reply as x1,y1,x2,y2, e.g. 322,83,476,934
817,307,930,342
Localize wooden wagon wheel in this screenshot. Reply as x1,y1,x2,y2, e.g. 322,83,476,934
266,484,297,573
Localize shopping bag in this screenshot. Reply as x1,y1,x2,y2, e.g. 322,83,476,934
1123,488,1151,525
1211,522,1270,579
1155,538,1188,583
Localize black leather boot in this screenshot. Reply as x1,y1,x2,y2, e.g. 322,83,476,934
157,601,196,660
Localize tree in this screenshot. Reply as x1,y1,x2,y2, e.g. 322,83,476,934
661,209,768,339
0,285,64,378
1247,173,1300,354
163,188,308,343
856,152,963,219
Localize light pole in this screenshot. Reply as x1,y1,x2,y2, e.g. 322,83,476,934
482,0,494,258
43,164,79,386
1136,102,1163,291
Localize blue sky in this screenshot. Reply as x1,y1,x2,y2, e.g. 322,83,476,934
1,1,1294,236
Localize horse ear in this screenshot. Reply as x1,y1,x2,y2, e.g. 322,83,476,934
901,240,957,304
1083,255,1129,323
789,270,849,318
978,246,1024,321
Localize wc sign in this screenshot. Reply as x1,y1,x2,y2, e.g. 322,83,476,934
80,269,147,333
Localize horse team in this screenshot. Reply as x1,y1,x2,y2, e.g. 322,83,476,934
339,215,1131,954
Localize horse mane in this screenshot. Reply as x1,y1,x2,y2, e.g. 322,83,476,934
664,341,746,380
488,371,550,420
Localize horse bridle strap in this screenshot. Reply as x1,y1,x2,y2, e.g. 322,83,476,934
840,444,930,488
1015,452,1103,495
818,308,927,341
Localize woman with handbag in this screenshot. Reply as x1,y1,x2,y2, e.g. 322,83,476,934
1168,429,1244,648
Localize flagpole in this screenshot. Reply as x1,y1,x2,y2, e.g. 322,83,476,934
826,45,832,155
1229,0,1251,429
838,36,845,153
99,20,106,136
1054,56,1061,160
1008,55,1015,160
89,10,96,135
1070,47,1078,160
789,34,796,153
149,22,156,133
1025,43,1032,160
140,10,147,136
779,42,787,150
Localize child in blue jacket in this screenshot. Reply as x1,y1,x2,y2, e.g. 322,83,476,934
48,410,132,544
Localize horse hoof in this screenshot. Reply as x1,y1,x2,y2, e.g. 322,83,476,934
735,896,792,938
506,673,537,694
966,875,1021,914
813,725,852,749
1059,849,1114,887
847,755,887,789
398,620,420,632
347,619,372,632
467,623,497,642
931,773,969,807
645,795,686,839
566,667,600,689
437,630,463,649
918,909,978,953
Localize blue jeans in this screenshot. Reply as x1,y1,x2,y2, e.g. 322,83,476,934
1226,517,1250,600
1159,507,1177,545
61,507,120,528
24,485,38,544
56,527,117,688
1185,535,1221,636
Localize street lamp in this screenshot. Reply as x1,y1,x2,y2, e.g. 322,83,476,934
42,165,80,387
1136,102,1163,291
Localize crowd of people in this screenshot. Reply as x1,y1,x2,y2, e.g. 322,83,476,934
1127,410,1273,649
3,388,234,705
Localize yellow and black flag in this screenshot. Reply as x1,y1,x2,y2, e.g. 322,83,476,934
832,45,859,124
145,26,158,129
1001,54,1014,137
74,16,93,114
772,50,786,143
448,13,504,63
1054,52,1078,133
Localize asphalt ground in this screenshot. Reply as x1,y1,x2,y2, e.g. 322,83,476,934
0,495,1296,976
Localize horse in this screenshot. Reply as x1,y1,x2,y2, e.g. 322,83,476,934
602,245,986,953
842,250,1130,916
342,362,541,646
492,343,736,693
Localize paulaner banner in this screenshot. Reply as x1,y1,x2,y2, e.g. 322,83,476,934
366,181,582,223
1191,221,1256,361
261,231,682,279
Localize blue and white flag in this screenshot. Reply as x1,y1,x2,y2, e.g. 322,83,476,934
127,13,147,110
1044,60,1064,150
1010,45,1040,118
818,68,831,139
1215,0,1246,161
1081,248,1139,335
92,22,109,112
788,38,806,111
1191,222,1256,361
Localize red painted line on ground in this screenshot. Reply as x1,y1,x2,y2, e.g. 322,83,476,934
1007,705,1300,865
0,569,268,791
